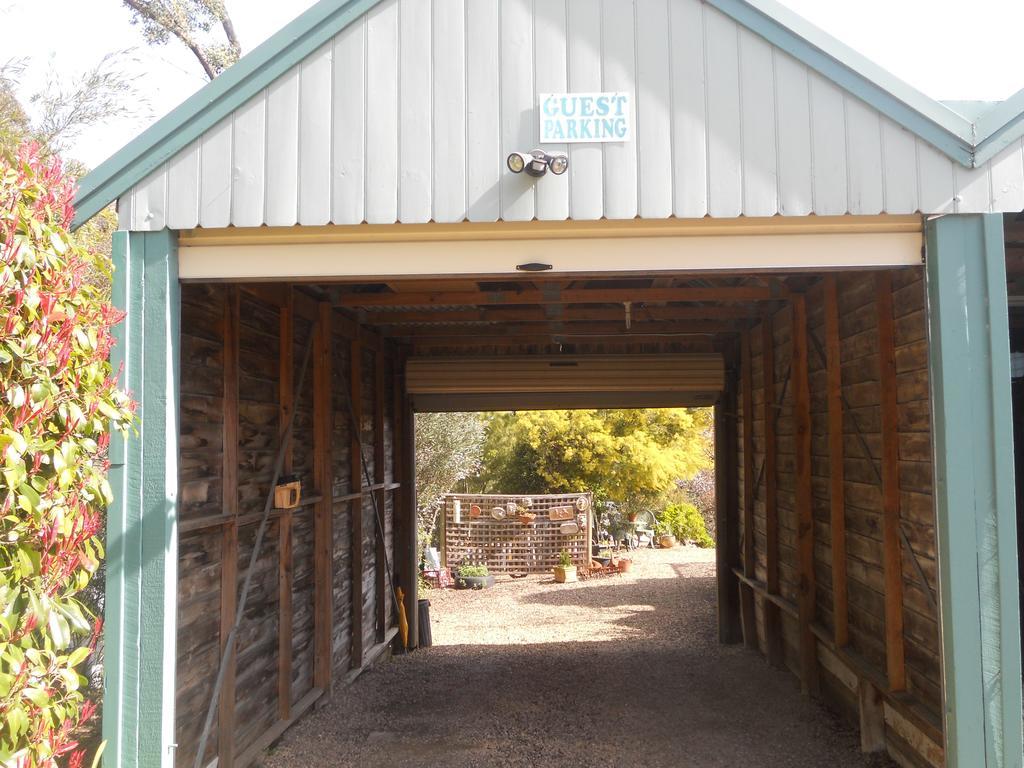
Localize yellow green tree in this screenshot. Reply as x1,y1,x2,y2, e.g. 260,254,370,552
477,408,712,511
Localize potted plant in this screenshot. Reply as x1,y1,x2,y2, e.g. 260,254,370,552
454,564,495,590
553,550,577,583
654,521,676,549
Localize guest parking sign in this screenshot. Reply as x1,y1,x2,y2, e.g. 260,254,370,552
539,92,632,143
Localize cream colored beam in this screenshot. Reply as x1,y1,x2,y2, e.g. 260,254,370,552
179,230,923,281
179,214,922,247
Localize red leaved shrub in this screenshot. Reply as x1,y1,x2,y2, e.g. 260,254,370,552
0,143,134,766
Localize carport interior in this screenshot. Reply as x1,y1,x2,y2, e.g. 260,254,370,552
177,264,943,768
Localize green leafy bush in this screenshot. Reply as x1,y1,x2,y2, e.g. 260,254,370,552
456,564,489,578
557,550,572,568
657,502,714,548
0,143,134,766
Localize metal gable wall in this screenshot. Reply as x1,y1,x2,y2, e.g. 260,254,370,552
118,0,1024,232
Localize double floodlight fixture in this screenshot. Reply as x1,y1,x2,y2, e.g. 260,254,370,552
507,149,569,178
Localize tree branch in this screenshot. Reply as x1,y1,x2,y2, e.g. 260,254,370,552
122,0,219,81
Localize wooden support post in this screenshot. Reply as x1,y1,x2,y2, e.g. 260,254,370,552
762,317,784,668
791,294,819,695
219,286,240,768
350,332,364,669
390,349,407,649
715,363,743,644
374,350,387,640
926,214,1023,767
858,680,887,753
400,370,419,648
740,332,758,650
103,231,180,768
823,276,849,648
313,302,334,690
876,271,906,692
277,290,294,720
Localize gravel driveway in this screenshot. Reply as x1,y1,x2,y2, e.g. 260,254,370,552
262,546,891,768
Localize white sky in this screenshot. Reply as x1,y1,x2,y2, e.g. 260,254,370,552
3,0,1023,169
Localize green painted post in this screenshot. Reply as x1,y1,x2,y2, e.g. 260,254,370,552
103,230,180,768
926,214,1024,768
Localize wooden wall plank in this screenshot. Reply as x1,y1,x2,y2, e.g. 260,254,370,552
398,0,431,223
313,303,334,691
534,0,570,221
762,317,784,667
364,0,399,224
349,333,364,668
844,96,884,215
465,0,500,222
636,0,672,219
198,119,231,228
601,0,638,219
499,0,536,222
230,96,266,228
881,119,919,215
705,8,742,218
740,332,758,649
738,28,778,217
331,15,366,225
716,364,743,643
219,287,240,768
277,292,293,720
264,69,300,227
166,143,198,230
824,275,849,647
808,74,848,216
791,293,819,694
374,351,387,641
566,0,603,219
773,55,812,216
669,0,707,218
877,271,907,691
432,0,467,222
298,44,333,227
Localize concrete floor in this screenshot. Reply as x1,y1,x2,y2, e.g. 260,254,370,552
262,546,891,768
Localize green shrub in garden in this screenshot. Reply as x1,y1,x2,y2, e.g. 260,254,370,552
0,143,134,766
657,502,714,548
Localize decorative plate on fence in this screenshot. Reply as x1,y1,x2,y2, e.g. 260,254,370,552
575,496,591,511
491,506,507,520
559,522,580,535
548,506,575,521
470,504,482,517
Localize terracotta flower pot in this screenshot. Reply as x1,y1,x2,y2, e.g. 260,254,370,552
658,534,677,549
616,558,633,573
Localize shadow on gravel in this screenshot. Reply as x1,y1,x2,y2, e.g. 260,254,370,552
260,551,893,768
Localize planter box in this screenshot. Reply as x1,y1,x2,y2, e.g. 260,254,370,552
454,574,495,590
657,534,677,549
553,565,577,583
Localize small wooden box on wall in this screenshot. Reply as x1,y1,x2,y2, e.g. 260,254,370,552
274,477,301,509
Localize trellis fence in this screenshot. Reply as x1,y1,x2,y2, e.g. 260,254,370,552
441,493,593,575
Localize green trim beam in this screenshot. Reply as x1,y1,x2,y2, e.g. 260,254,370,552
72,0,383,229
103,230,181,768
925,214,1024,768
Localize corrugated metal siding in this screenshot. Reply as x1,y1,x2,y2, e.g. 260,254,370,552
118,0,1024,231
